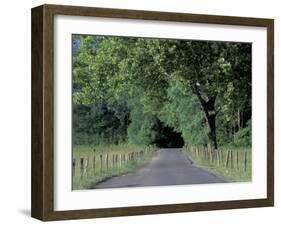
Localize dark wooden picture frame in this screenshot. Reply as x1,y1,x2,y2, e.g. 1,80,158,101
31,4,274,221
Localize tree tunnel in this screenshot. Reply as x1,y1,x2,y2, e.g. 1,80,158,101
152,120,184,148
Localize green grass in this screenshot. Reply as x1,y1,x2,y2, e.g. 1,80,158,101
72,143,157,190
183,146,251,182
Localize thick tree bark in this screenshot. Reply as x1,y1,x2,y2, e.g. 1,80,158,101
203,97,218,149
193,86,218,149
206,114,217,149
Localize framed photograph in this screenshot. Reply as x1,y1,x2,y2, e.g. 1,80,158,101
31,4,274,221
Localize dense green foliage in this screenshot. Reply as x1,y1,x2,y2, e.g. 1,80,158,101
72,35,251,149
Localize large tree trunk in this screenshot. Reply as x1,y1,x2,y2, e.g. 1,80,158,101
205,113,217,149
202,97,218,149
193,86,218,149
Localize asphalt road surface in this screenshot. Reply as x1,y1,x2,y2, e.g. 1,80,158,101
95,148,225,189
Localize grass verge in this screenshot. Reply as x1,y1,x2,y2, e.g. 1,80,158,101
183,146,251,182
72,143,157,190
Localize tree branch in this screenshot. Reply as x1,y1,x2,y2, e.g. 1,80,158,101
192,84,206,106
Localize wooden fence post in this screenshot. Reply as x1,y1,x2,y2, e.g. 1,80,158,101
88,156,92,176
87,157,90,176
216,150,220,166
207,143,211,152
244,151,247,171
115,154,118,168
80,157,84,178
72,159,76,178
105,154,108,169
119,154,122,167
112,154,115,168
93,155,96,174
225,150,230,168
215,150,217,164
203,148,206,160
236,151,239,169
230,150,233,168
85,156,89,177
100,154,103,171
219,150,222,166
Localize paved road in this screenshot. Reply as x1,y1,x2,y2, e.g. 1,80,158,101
95,148,225,189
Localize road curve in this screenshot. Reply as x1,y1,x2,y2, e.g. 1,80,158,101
94,148,225,189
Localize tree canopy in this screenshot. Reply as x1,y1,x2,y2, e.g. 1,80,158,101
72,35,251,149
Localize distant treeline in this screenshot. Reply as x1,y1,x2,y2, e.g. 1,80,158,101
72,35,252,149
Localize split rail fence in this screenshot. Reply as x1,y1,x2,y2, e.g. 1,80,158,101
73,145,155,180
184,145,248,171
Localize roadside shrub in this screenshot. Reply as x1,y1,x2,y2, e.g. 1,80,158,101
233,121,251,147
